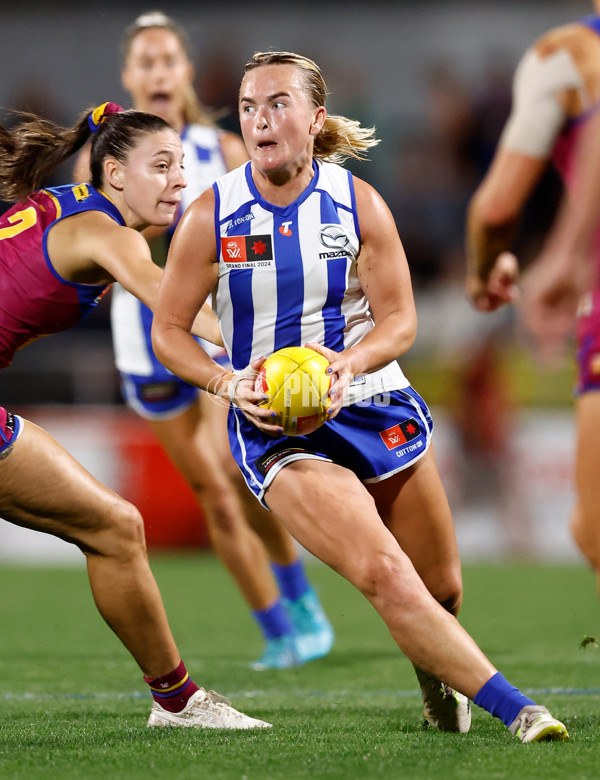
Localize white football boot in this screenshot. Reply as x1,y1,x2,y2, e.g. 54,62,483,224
414,667,471,733
147,688,272,729
509,705,569,743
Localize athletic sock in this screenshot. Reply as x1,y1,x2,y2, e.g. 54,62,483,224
473,672,536,727
271,560,311,602
144,659,200,713
253,599,294,639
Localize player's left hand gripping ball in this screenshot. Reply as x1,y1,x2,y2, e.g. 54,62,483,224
254,346,331,435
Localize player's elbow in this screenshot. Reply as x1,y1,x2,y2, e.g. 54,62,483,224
150,319,170,368
393,309,417,355
404,318,417,353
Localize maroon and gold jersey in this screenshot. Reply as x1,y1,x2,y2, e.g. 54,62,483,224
0,184,124,368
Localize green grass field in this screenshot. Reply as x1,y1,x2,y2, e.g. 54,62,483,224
0,555,597,779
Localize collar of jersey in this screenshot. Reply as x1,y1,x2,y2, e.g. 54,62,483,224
244,160,320,216
96,188,127,226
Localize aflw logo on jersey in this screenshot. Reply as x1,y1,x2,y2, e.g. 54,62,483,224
379,418,421,451
221,235,274,268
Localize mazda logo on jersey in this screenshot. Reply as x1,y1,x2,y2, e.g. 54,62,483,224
320,224,350,250
221,235,274,266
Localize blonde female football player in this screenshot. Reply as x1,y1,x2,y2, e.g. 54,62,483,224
465,2,600,599
0,102,269,729
152,51,568,742
74,11,333,670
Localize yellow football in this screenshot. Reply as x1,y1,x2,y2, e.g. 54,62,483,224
255,346,332,436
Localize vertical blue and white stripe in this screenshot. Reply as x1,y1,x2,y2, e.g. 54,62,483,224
214,160,407,403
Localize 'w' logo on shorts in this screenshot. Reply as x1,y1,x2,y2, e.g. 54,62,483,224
379,418,420,451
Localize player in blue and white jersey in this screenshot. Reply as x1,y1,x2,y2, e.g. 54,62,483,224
153,51,570,743
75,12,334,671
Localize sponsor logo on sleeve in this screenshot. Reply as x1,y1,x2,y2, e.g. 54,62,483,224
221,235,274,268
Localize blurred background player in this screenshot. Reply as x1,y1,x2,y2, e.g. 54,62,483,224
465,3,600,595
521,104,600,597
0,102,270,729
74,10,333,670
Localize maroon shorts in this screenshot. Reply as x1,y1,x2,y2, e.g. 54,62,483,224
0,405,22,458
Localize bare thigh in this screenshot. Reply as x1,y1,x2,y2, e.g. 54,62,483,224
367,445,462,605
0,419,132,552
575,393,600,507
573,393,600,549
148,399,232,493
264,458,403,579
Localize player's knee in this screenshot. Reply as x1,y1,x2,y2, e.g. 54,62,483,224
431,566,463,616
201,492,241,536
354,552,413,606
571,506,600,570
101,499,147,559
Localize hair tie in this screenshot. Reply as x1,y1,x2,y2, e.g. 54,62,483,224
88,102,124,133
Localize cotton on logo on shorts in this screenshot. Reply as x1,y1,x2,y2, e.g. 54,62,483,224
379,418,421,451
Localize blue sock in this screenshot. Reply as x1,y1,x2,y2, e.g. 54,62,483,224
271,560,311,602
473,672,537,727
252,600,293,640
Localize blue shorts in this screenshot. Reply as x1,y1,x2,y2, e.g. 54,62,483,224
120,373,200,420
112,288,231,420
119,353,231,421
228,386,434,506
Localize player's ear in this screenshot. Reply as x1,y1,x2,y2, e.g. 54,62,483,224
310,106,326,137
103,157,124,190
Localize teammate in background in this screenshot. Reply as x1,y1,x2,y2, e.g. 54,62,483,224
152,50,568,742
465,4,600,597
73,11,333,671
0,103,270,729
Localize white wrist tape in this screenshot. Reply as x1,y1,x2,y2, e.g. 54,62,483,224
225,366,259,406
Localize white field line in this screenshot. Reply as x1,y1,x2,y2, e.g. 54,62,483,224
1,687,599,702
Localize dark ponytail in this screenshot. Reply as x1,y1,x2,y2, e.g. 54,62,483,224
0,109,92,202
0,104,174,202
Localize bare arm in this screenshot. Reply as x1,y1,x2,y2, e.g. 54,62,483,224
151,190,277,429
48,213,222,344
529,109,600,271
519,110,600,354
463,26,592,311
151,191,222,388
465,148,547,310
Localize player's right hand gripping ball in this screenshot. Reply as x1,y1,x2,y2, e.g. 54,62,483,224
255,346,332,435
